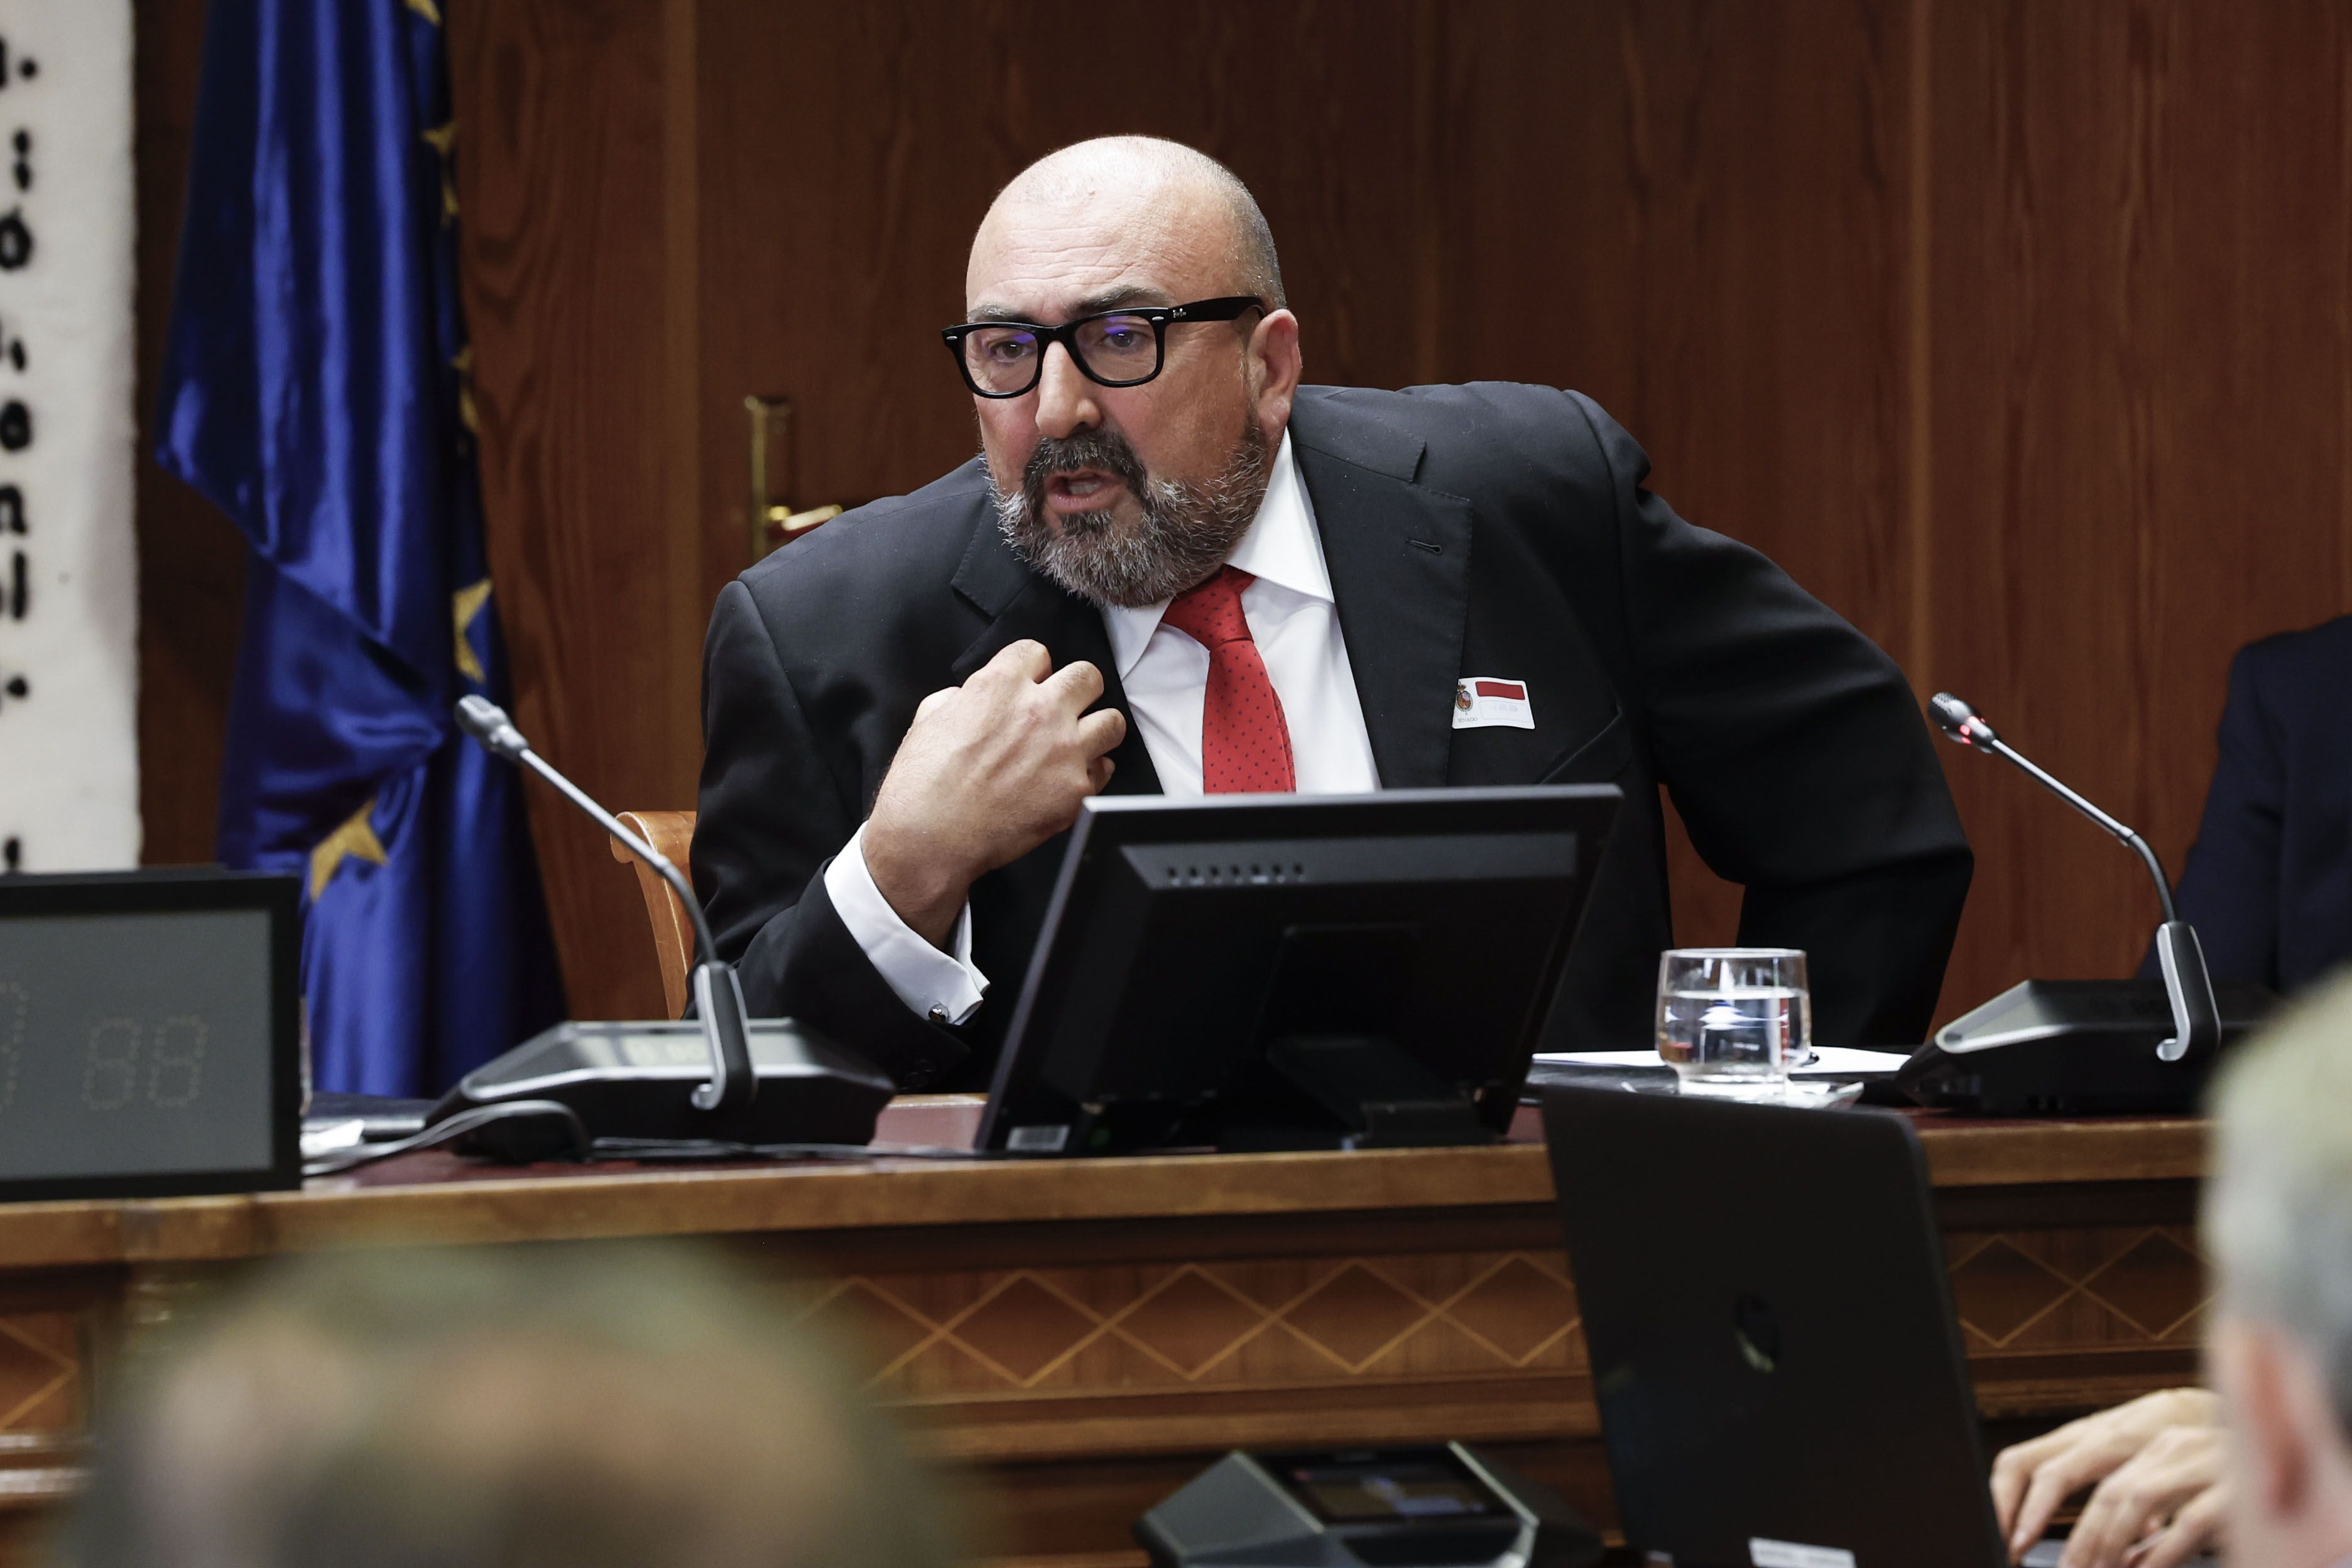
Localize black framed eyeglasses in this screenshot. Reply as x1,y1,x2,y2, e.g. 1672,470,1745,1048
940,295,1266,398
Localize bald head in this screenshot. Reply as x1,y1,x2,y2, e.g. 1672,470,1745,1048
969,136,1284,313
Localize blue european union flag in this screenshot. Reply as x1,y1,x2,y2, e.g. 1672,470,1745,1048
155,0,565,1096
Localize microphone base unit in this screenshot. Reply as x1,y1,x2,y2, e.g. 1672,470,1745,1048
1898,978,2278,1116
427,1018,896,1162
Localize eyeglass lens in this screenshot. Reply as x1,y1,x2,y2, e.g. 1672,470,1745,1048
962,313,1161,395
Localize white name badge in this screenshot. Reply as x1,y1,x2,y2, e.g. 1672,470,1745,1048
1452,676,1535,730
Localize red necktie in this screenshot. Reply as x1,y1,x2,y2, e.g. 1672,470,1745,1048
1160,566,1296,793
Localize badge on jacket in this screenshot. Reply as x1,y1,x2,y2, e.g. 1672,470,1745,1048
1453,677,1534,729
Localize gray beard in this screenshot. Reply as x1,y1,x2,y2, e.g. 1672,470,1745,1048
989,421,1270,609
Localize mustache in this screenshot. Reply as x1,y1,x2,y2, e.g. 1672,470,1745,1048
1022,428,1150,525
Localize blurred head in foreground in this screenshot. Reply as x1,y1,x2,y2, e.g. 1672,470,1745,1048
2205,968,2352,1567
60,1244,959,1568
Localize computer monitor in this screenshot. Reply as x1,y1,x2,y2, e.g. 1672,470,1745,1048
976,785,1620,1156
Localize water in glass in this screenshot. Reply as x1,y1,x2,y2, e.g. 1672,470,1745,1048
1655,948,1810,1101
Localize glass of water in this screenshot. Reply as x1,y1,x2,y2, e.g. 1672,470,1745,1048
1656,949,1811,1099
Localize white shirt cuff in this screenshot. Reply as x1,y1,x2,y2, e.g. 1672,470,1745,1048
822,823,988,1026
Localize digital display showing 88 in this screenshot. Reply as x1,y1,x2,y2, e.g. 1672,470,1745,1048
0,906,277,1182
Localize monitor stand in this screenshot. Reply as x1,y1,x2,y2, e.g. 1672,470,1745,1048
1078,923,1507,1156
1238,1034,1491,1152
1211,923,1498,1153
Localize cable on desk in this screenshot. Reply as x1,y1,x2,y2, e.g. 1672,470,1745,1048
302,1100,591,1177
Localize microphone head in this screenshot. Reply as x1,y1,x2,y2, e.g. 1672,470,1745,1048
454,695,530,761
1929,692,1995,748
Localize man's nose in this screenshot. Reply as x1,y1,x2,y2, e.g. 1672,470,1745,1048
1033,342,1101,440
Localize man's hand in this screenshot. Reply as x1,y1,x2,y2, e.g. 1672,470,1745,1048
1988,1388,2224,1566
862,641,1126,948
2059,1424,2226,1568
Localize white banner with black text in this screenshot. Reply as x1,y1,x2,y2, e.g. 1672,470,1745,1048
0,1,139,872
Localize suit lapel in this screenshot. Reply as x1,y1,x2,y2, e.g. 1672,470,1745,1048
948,517,1163,797
1290,398,1473,790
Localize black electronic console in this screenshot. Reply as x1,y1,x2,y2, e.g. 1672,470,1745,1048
428,1020,896,1159
1902,977,2277,1115
1900,693,2277,1115
976,786,1620,1157
425,698,895,1160
1138,1444,1602,1568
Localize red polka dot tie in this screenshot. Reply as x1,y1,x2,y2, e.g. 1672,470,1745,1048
1160,566,1295,793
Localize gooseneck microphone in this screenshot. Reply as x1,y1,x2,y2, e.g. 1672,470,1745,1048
1928,692,2218,1067
456,695,755,1114
1928,693,2179,925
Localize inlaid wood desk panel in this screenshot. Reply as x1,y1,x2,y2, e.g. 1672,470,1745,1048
0,1103,2206,1564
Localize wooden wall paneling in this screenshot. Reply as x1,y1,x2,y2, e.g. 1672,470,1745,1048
132,0,244,868
1923,0,2352,1020
448,0,684,1021
1431,2,1923,960
442,0,2352,1032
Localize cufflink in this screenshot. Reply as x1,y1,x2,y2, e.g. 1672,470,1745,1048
927,1004,950,1025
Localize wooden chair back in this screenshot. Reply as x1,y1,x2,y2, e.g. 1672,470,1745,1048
610,809,699,1019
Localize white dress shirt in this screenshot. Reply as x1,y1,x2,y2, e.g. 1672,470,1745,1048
823,430,1380,1023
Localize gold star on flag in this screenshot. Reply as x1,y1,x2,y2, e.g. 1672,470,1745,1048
405,0,443,25
308,798,389,901
453,578,493,684
420,119,459,221
450,344,479,436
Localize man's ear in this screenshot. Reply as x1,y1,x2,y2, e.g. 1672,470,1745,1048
2218,1317,2318,1516
1248,308,1302,442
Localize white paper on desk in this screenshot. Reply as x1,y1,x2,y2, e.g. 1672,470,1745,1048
299,1119,367,1159
1534,1047,1912,1075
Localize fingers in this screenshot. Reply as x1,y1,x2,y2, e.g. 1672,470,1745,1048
2010,1437,2132,1560
1075,705,1128,760
979,639,1054,685
2060,1430,2226,1568
1041,656,1106,710
2124,1481,2228,1568
1086,754,1116,793
1993,1391,2220,1562
1994,1427,2078,1535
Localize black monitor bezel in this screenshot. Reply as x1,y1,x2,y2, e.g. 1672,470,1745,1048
0,868,303,1201
977,785,1621,1155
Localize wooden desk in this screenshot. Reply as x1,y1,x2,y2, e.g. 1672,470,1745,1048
0,1104,2208,1564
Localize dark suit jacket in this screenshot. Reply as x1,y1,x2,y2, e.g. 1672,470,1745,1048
695,383,1973,1089
2141,616,2352,995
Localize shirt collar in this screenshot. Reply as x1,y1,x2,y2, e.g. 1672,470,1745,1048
1102,428,1327,680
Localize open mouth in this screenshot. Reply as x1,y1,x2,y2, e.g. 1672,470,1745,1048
1044,468,1123,511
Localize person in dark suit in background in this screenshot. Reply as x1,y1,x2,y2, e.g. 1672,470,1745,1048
1990,614,2352,1568
2142,614,2352,996
694,135,1973,1092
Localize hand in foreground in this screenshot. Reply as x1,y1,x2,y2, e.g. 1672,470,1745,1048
1988,1387,2224,1566
863,641,1126,947
2059,1422,2226,1568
